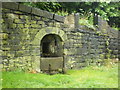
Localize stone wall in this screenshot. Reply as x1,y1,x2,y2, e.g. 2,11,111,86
1,2,66,72
64,29,118,69
1,2,119,72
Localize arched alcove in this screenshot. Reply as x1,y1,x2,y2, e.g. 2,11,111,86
41,34,63,57
31,27,67,73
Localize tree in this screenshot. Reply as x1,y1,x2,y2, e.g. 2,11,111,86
22,2,120,29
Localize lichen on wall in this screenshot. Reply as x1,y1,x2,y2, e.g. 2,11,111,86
1,2,118,72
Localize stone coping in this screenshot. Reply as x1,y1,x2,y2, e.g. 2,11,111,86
77,29,118,38
2,2,118,38
2,2,65,22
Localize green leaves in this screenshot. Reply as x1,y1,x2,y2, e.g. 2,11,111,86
22,2,119,29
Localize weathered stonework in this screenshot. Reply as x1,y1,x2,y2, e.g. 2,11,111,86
1,2,119,73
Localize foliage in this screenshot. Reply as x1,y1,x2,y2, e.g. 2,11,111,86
22,2,120,29
2,64,118,88
23,2,61,12
79,13,95,30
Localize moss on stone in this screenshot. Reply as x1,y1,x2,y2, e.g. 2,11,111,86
1,19,5,23
12,24,17,28
2,40,8,45
42,17,49,21
17,24,24,28
55,22,61,28
37,21,45,25
7,13,19,19
14,19,22,23
14,11,23,14
0,33,8,39
24,24,29,28
31,24,40,28
48,22,54,26
31,21,37,24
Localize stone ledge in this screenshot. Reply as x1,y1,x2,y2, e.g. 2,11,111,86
2,2,65,21
32,7,53,19
2,2,19,10
32,7,43,17
54,14,65,22
42,11,53,19
19,4,32,13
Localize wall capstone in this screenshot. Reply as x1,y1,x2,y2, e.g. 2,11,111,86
2,2,19,10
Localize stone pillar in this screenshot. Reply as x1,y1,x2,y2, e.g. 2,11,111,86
74,13,80,29
98,16,109,34
93,14,98,26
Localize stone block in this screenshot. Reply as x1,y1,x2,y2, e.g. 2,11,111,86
0,33,8,39
2,2,19,10
60,23,69,28
64,14,75,28
19,4,32,13
2,46,10,51
14,19,23,24
32,8,53,19
48,22,54,27
0,50,3,56
32,8,44,17
43,11,53,19
54,14,65,22
2,40,8,45
112,50,118,55
74,13,80,29
77,48,83,54
2,8,11,13
30,21,37,24
37,21,45,25
31,50,40,56
79,62,87,67
40,57,63,70
55,22,61,28
15,50,24,57
23,50,30,56
31,24,40,28
41,17,50,22
67,34,74,39
17,24,24,28
64,41,69,47
6,13,19,20
31,16,41,20
31,56,40,72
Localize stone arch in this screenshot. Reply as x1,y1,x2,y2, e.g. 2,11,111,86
31,27,67,72
32,27,67,45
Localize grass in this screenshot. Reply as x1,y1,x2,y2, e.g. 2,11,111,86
2,64,118,88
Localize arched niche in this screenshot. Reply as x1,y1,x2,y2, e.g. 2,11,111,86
31,27,67,73
41,34,63,57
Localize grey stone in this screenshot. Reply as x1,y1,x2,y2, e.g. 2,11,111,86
2,3,119,72
43,11,53,19
32,8,53,19
32,8,44,17
2,2,19,10
74,13,79,29
112,50,118,55
54,14,65,22
41,57,63,70
19,4,32,13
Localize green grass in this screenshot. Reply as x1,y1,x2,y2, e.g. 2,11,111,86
2,64,118,88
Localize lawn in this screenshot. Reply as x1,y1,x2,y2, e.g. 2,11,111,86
2,64,118,88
